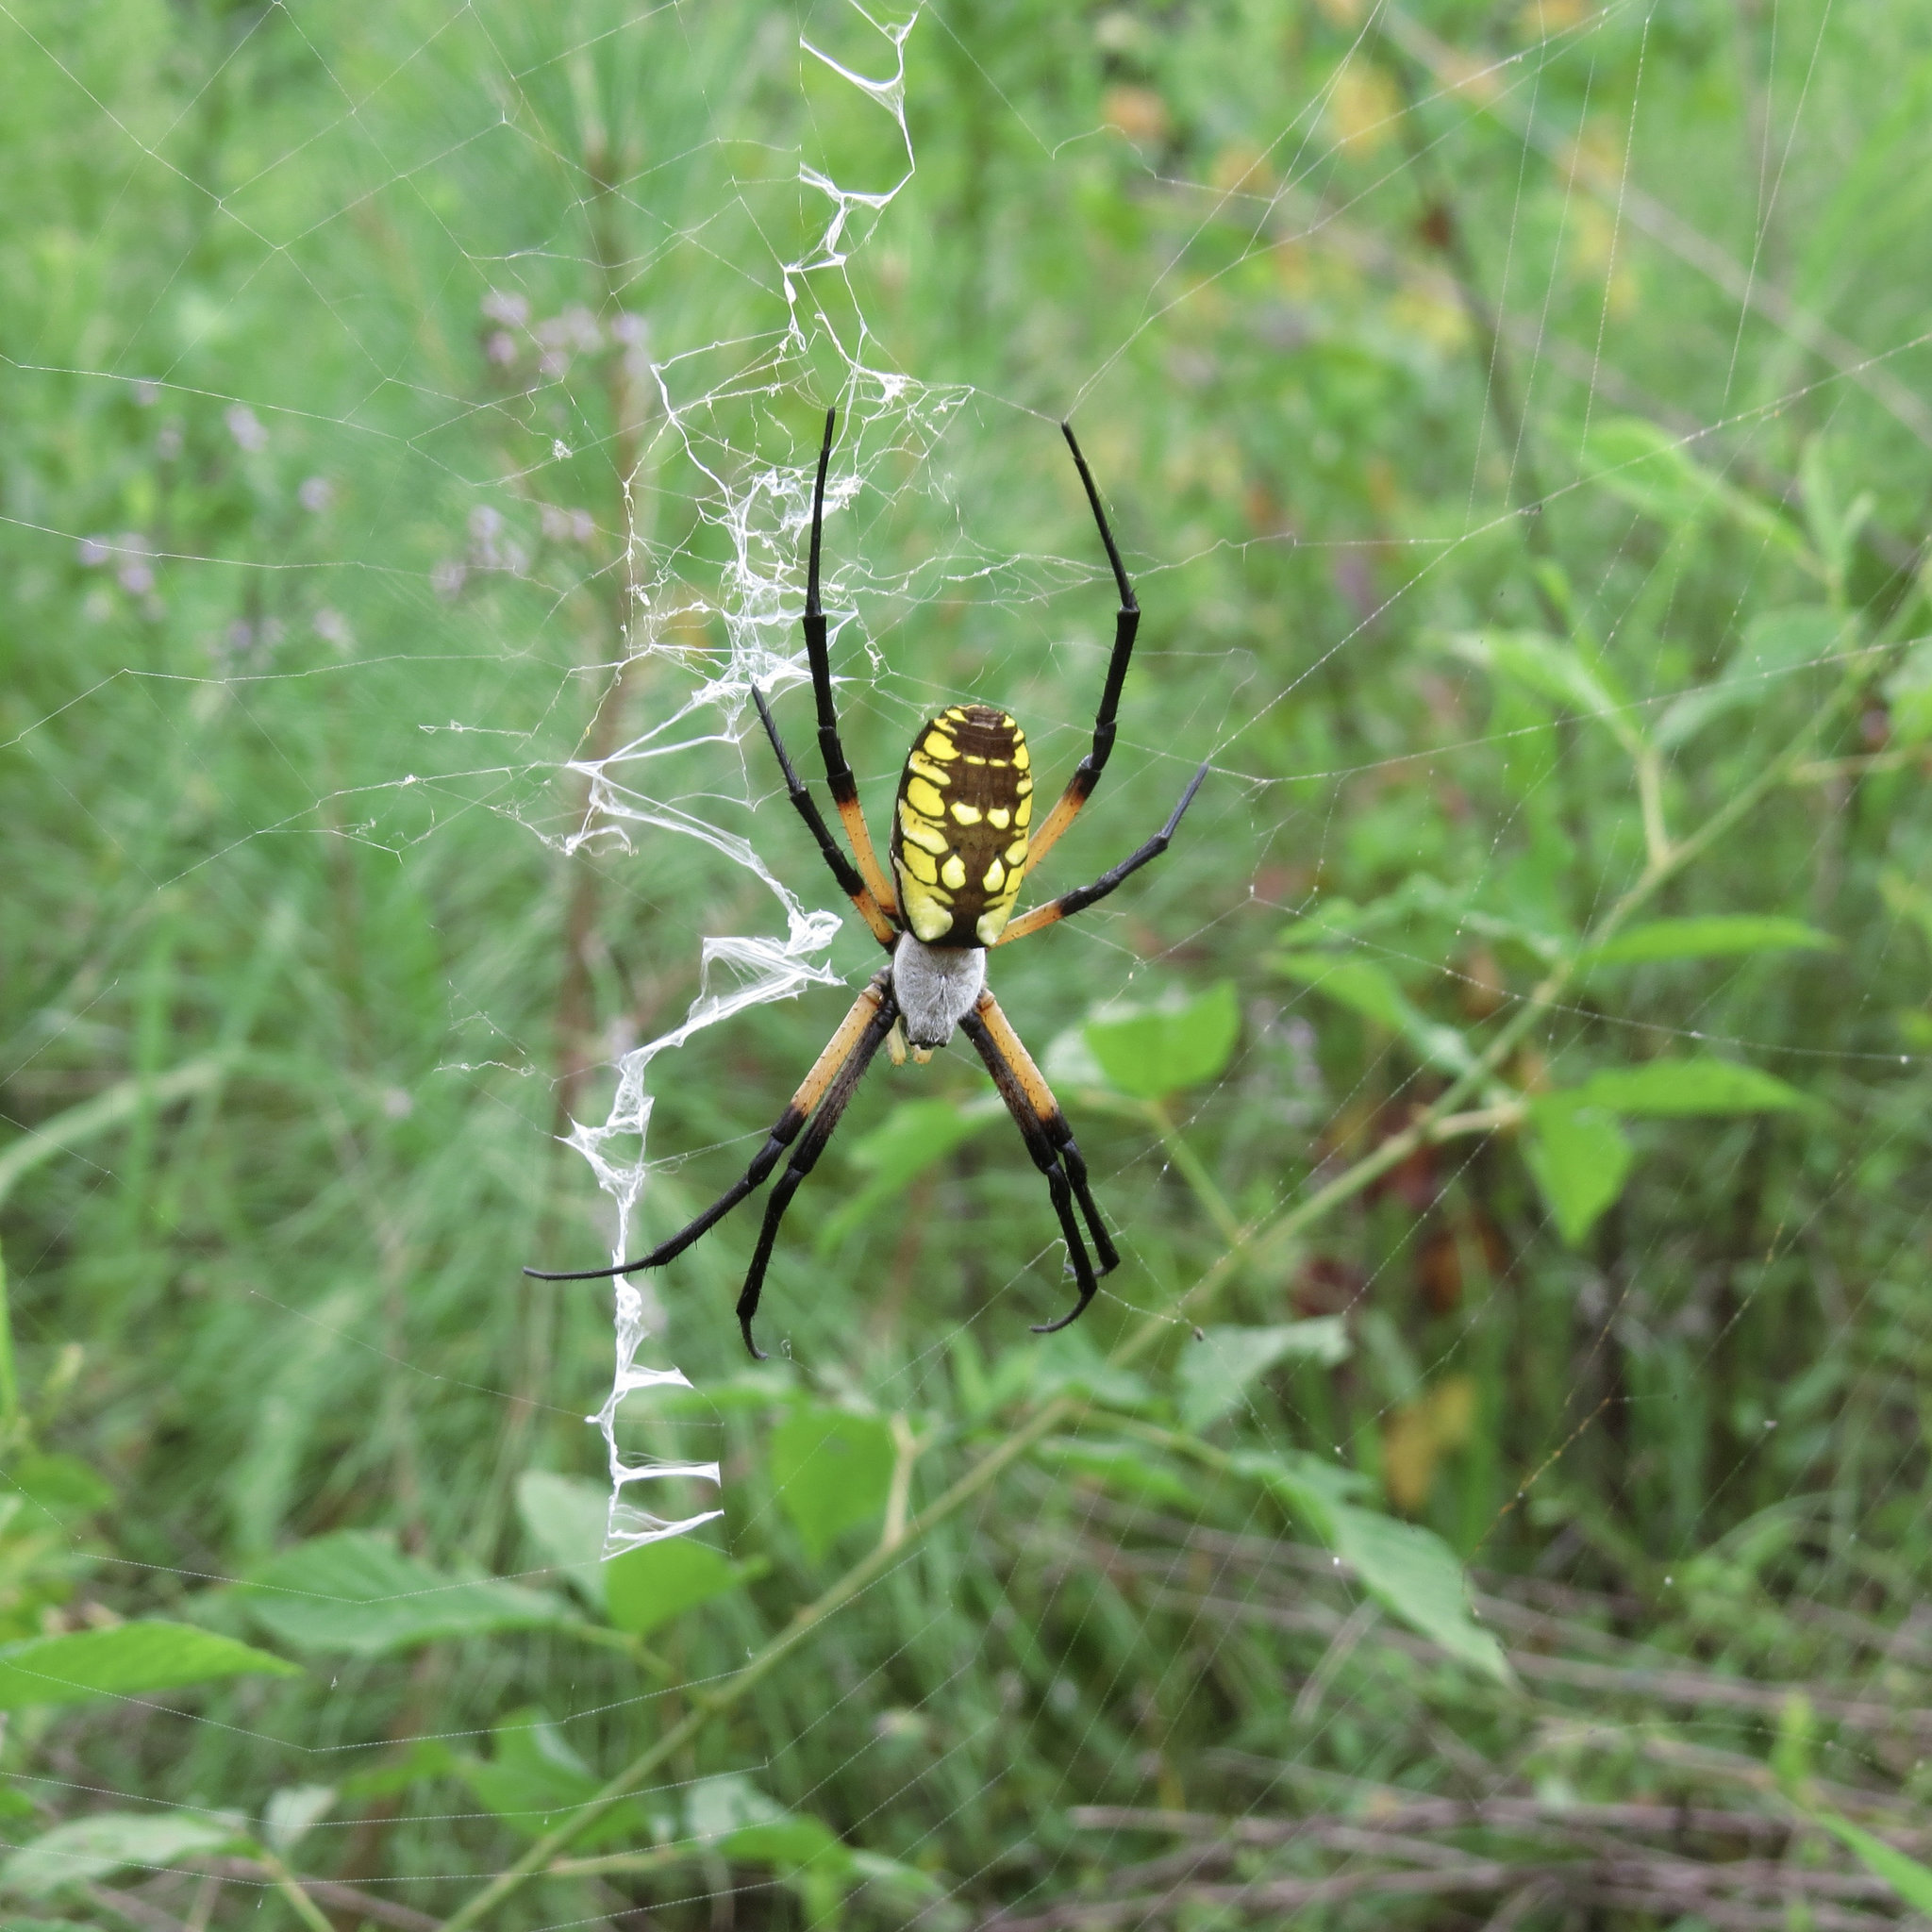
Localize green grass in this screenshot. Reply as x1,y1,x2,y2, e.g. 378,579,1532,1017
5,0,1932,1925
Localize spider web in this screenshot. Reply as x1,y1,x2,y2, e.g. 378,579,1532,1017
5,0,1932,1924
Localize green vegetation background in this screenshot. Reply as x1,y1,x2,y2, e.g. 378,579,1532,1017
4,0,1932,1926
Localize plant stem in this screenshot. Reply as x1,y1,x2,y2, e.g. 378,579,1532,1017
434,672,1858,1932
436,1391,1081,1932
1144,1100,1244,1248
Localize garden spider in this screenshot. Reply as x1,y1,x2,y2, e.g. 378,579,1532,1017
527,409,1208,1357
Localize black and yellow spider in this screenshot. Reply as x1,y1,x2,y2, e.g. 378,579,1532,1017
527,409,1207,1357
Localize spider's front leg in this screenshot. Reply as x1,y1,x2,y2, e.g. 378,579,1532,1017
800,407,900,920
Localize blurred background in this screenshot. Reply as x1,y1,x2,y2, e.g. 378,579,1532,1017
5,0,1932,1925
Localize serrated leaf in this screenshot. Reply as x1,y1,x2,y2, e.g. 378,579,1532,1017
816,1096,999,1254
1081,981,1241,1099
1275,953,1475,1075
1178,1321,1352,1432
516,1471,610,1610
0,1624,299,1712
238,1532,575,1657
1522,1100,1632,1246
604,1537,741,1638
2,1810,248,1898
1328,1505,1509,1681
1582,916,1837,967
769,1407,894,1561
1571,1058,1805,1116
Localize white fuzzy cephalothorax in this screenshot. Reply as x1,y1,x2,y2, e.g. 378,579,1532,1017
891,933,986,1052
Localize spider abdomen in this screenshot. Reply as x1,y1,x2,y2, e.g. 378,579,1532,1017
891,705,1033,946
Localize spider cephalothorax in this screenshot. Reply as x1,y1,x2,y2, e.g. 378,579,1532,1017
528,408,1208,1357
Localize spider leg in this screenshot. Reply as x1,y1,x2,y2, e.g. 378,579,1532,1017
524,973,891,1285
959,1003,1108,1336
734,983,898,1357
751,683,896,948
1025,420,1144,874
996,759,1208,948
967,990,1119,1274
801,407,901,919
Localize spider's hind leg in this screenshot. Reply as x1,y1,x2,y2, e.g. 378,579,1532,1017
960,997,1111,1335
732,982,899,1358
971,990,1118,1275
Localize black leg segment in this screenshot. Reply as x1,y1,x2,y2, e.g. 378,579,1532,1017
960,1009,1104,1335
735,986,898,1357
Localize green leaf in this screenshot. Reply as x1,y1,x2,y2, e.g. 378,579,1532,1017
238,1532,575,1657
1581,916,1838,968
1225,1448,1372,1541
0,1624,299,1712
1328,1505,1510,1681
5,1456,113,1523
604,1537,741,1638
1080,981,1241,1099
516,1471,610,1611
1034,1440,1205,1512
1178,1320,1352,1433
816,1095,999,1254
1811,1812,1932,1913
1885,636,1932,745
1447,627,1630,729
769,1407,895,1561
261,1785,334,1856
1522,1100,1632,1246
980,1326,1156,1416
458,1708,650,1848
1657,607,1845,748
1224,1453,1507,1680
686,1775,848,1873
1274,953,1475,1075
337,1738,458,1805
2,1810,248,1898
1582,416,1807,560
1571,1058,1805,1116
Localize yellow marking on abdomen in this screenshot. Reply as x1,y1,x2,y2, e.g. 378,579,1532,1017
898,801,950,856
905,774,945,818
900,844,940,885
951,800,982,825
983,858,1006,892
941,854,968,891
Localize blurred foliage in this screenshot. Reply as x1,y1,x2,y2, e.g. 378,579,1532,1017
5,0,1932,1925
